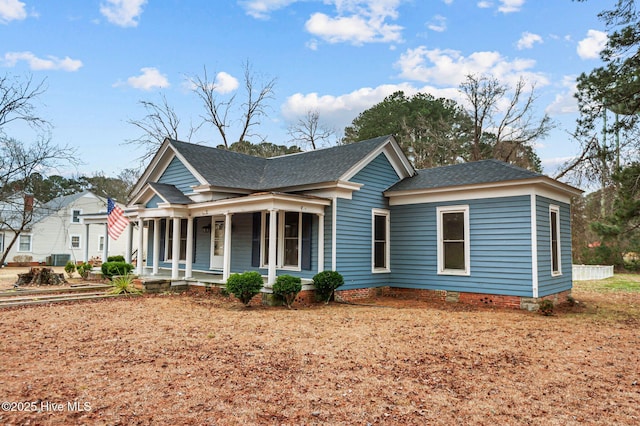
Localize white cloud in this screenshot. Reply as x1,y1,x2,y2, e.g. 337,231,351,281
100,0,147,27
212,71,239,94
546,75,578,115
2,51,83,71
0,0,27,23
498,0,524,13
281,82,460,131
517,32,542,50
577,29,607,59
238,0,299,19
477,1,492,9
427,15,447,32
304,0,404,45
395,46,549,88
116,67,169,91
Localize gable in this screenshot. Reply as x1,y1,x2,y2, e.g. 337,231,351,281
158,157,201,194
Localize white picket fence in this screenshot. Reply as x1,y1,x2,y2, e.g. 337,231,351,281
572,264,614,281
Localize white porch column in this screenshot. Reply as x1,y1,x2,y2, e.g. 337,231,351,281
152,219,160,275
185,217,194,279
83,223,90,263
317,213,324,273
103,223,109,262
223,213,233,281
125,222,133,264
267,209,278,285
171,218,181,280
136,218,144,276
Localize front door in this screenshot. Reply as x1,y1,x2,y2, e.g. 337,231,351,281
210,219,225,270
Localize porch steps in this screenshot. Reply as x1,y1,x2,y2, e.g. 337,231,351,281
0,284,136,308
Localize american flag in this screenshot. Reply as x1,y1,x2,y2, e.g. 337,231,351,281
107,198,130,240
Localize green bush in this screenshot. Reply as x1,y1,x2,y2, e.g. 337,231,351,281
226,271,264,306
101,261,134,281
313,271,344,304
107,255,126,262
77,262,92,279
273,274,302,309
109,274,141,295
538,299,554,316
64,261,76,278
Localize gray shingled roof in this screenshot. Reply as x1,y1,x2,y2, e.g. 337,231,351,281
169,135,393,191
387,159,543,192
149,182,194,204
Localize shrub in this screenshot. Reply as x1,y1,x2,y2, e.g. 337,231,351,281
272,274,302,309
109,274,141,295
538,299,554,316
64,261,76,278
226,271,264,306
313,271,344,304
107,255,126,262
77,262,92,279
101,261,134,281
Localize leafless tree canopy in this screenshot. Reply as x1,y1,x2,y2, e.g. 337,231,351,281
192,62,276,148
125,94,194,165
0,73,50,134
287,110,336,150
459,74,553,167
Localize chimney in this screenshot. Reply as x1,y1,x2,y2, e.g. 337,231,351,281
24,194,34,212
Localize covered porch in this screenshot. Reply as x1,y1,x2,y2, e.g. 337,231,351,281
127,192,331,286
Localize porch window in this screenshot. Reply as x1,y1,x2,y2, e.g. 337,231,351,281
70,235,81,249
261,211,302,269
372,209,390,273
18,234,32,252
550,205,561,276
98,235,104,251
437,205,470,275
165,218,188,261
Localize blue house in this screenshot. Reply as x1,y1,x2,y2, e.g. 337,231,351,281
127,135,581,309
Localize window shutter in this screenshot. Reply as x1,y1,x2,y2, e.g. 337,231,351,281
159,219,166,260
301,213,312,270
251,212,261,267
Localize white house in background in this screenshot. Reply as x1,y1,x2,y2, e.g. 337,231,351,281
0,191,138,266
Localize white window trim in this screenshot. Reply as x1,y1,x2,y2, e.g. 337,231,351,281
70,234,81,249
260,211,302,271
71,209,82,224
549,204,562,276
0,232,4,253
164,219,187,263
371,208,391,273
436,205,470,276
18,234,33,252
98,235,105,252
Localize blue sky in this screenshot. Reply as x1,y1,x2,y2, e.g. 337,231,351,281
1,0,607,179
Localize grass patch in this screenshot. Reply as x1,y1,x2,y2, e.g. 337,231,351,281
574,274,640,293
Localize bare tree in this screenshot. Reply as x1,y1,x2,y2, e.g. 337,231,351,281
192,62,276,148
0,73,50,133
125,94,195,165
459,74,552,170
287,109,335,150
0,136,79,265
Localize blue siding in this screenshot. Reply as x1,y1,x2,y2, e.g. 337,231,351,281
146,194,164,208
390,195,535,297
158,156,200,194
536,196,573,297
193,217,212,271
335,154,401,290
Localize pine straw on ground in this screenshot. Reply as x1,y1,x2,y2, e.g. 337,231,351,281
0,287,639,425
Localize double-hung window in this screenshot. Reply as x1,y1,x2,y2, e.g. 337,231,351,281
165,219,188,261
550,205,562,276
70,235,81,249
261,211,302,270
71,209,82,224
18,234,32,252
437,205,470,275
372,209,390,273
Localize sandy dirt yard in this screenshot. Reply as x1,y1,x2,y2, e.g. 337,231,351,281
0,268,639,425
